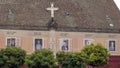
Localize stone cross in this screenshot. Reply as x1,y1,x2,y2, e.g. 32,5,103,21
46,3,59,18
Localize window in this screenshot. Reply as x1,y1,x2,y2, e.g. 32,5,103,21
84,39,93,46
60,38,70,51
6,37,17,47
34,38,44,51
108,40,116,51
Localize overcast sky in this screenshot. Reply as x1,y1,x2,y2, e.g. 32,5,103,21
114,0,120,10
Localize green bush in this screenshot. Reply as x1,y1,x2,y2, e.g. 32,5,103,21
81,43,110,68
56,51,87,68
0,46,26,68
25,49,57,68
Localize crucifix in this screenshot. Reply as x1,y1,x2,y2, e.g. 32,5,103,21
46,3,59,18
47,3,59,55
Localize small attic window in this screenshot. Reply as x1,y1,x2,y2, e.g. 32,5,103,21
109,23,114,27
106,15,110,20
106,15,114,27
8,9,15,22
66,12,70,16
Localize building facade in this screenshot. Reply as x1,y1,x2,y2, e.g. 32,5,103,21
0,29,120,55
0,0,120,68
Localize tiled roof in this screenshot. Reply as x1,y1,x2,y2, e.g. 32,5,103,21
0,0,120,33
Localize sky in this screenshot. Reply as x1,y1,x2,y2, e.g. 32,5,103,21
114,0,120,10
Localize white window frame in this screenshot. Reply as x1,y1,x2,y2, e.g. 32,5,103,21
33,37,44,51
107,39,117,51
6,37,17,47
83,39,94,46
59,38,71,51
